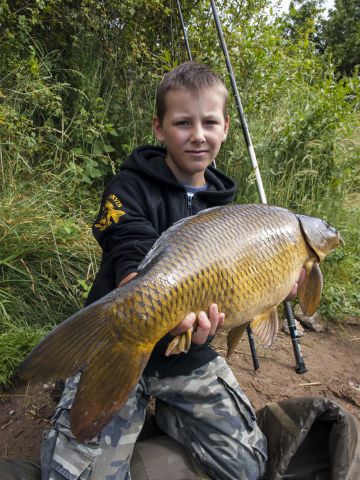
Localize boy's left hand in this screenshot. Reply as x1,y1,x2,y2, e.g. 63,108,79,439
286,267,306,301
169,303,225,345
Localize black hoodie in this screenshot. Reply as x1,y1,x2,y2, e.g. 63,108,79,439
86,145,237,377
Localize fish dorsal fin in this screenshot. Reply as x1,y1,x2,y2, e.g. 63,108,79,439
138,206,222,272
298,261,323,317
251,307,279,348
227,324,248,357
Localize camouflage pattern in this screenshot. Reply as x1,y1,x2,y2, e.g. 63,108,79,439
41,357,267,480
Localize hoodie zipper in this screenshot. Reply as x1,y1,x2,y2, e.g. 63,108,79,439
186,192,193,217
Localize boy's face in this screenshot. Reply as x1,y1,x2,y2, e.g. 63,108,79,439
153,87,229,187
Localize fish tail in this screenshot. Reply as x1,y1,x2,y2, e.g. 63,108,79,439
19,293,114,381
70,340,151,441
19,289,153,441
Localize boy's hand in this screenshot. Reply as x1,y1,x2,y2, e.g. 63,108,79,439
285,267,306,301
170,303,225,345
118,272,138,287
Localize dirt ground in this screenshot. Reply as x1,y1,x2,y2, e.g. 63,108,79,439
0,320,359,463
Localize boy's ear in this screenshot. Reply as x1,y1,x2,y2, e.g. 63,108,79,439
223,114,230,141
153,116,165,143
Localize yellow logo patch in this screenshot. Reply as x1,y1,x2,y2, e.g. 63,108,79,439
95,194,126,231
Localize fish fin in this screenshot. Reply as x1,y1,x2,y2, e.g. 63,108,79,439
251,307,279,348
19,292,116,381
70,344,151,442
138,206,222,273
298,261,323,317
227,324,248,358
165,329,193,356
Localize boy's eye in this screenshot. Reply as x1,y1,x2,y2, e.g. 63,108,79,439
175,120,190,126
204,119,218,126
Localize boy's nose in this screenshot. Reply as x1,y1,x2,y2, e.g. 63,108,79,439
190,126,206,144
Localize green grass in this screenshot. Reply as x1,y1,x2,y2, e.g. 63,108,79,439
319,198,360,322
0,325,49,385
0,167,100,384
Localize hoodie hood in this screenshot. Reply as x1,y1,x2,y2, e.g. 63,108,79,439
120,145,237,205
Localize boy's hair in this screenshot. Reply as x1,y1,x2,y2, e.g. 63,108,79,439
156,61,228,122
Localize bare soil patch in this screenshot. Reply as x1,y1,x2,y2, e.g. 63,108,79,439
0,324,359,463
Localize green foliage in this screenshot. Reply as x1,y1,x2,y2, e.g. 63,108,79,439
0,324,48,385
258,72,359,211
0,173,99,323
0,0,359,385
0,0,178,185
320,0,360,75
282,0,322,43
279,0,360,75
0,172,100,382
319,202,360,321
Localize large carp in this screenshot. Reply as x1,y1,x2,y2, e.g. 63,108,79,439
19,204,342,441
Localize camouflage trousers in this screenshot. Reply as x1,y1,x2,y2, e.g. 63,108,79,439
41,356,267,480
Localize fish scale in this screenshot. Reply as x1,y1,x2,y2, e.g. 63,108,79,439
19,203,342,441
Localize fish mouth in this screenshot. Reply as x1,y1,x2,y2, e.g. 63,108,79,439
327,225,344,247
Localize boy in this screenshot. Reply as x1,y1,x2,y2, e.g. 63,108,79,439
41,62,268,480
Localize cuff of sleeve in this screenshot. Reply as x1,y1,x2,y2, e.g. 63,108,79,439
205,335,215,345
114,262,139,286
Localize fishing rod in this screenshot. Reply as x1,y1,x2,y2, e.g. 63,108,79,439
176,0,307,374
176,0,193,61
209,0,307,374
